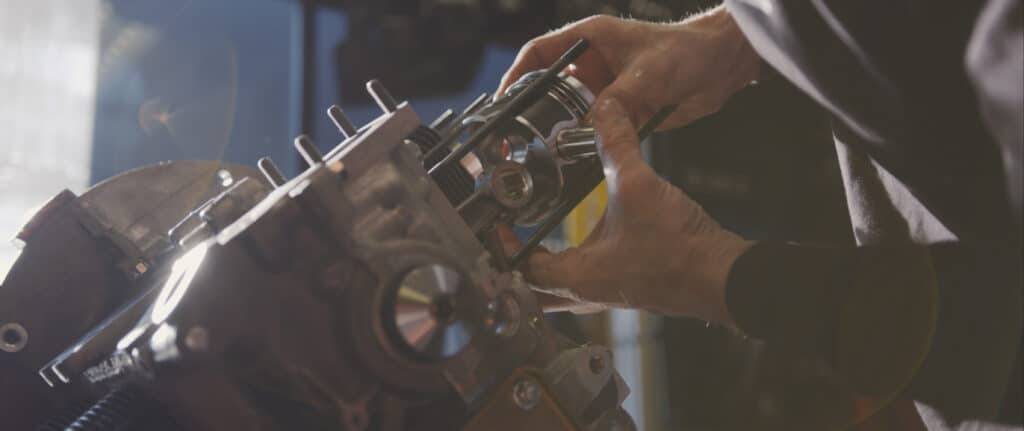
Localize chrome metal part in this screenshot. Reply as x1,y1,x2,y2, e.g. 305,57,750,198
556,127,597,161
390,264,475,360
455,70,597,228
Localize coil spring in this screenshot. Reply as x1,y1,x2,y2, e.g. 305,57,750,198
34,401,90,431
409,125,476,205
62,385,179,431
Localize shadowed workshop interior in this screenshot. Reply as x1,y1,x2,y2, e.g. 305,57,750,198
1,1,1020,430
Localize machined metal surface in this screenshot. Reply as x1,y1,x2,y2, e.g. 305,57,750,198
391,264,476,360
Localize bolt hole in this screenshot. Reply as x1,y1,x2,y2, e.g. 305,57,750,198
430,296,456,323
2,329,20,345
0,323,27,352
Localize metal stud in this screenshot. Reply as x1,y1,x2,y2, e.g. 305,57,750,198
366,79,398,113
293,134,323,166
257,157,286,187
327,105,358,137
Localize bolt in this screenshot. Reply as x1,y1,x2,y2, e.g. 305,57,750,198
511,377,541,411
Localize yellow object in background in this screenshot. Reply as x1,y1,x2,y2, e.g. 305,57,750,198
564,180,608,246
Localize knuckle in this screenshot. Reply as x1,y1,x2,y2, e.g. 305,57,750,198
517,39,540,60
581,14,613,28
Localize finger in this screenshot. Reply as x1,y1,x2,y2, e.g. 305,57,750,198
536,291,582,312
520,246,585,290
497,17,615,96
537,292,609,314
579,211,607,247
591,97,644,180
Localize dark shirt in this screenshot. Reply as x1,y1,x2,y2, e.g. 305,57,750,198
723,0,1023,428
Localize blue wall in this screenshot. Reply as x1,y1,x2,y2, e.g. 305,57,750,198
90,0,516,181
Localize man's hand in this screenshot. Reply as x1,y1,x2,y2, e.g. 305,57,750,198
499,7,761,324
498,7,761,130
508,98,754,326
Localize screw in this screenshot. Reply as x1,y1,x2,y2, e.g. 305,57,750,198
512,377,541,411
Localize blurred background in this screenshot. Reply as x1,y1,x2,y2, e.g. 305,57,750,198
0,0,856,429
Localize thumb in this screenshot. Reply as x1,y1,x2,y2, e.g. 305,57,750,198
592,97,644,181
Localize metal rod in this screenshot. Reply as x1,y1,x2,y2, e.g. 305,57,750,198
456,92,491,123
427,40,590,175
455,187,487,212
421,92,491,163
258,157,287,187
636,103,678,139
327,105,358,137
429,109,455,131
366,79,398,113
555,127,597,160
294,134,322,166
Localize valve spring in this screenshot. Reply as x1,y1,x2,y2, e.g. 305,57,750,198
408,125,475,205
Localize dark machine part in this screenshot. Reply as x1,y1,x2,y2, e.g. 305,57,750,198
1,42,634,430
0,162,263,431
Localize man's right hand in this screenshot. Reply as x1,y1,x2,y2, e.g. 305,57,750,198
498,7,762,130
